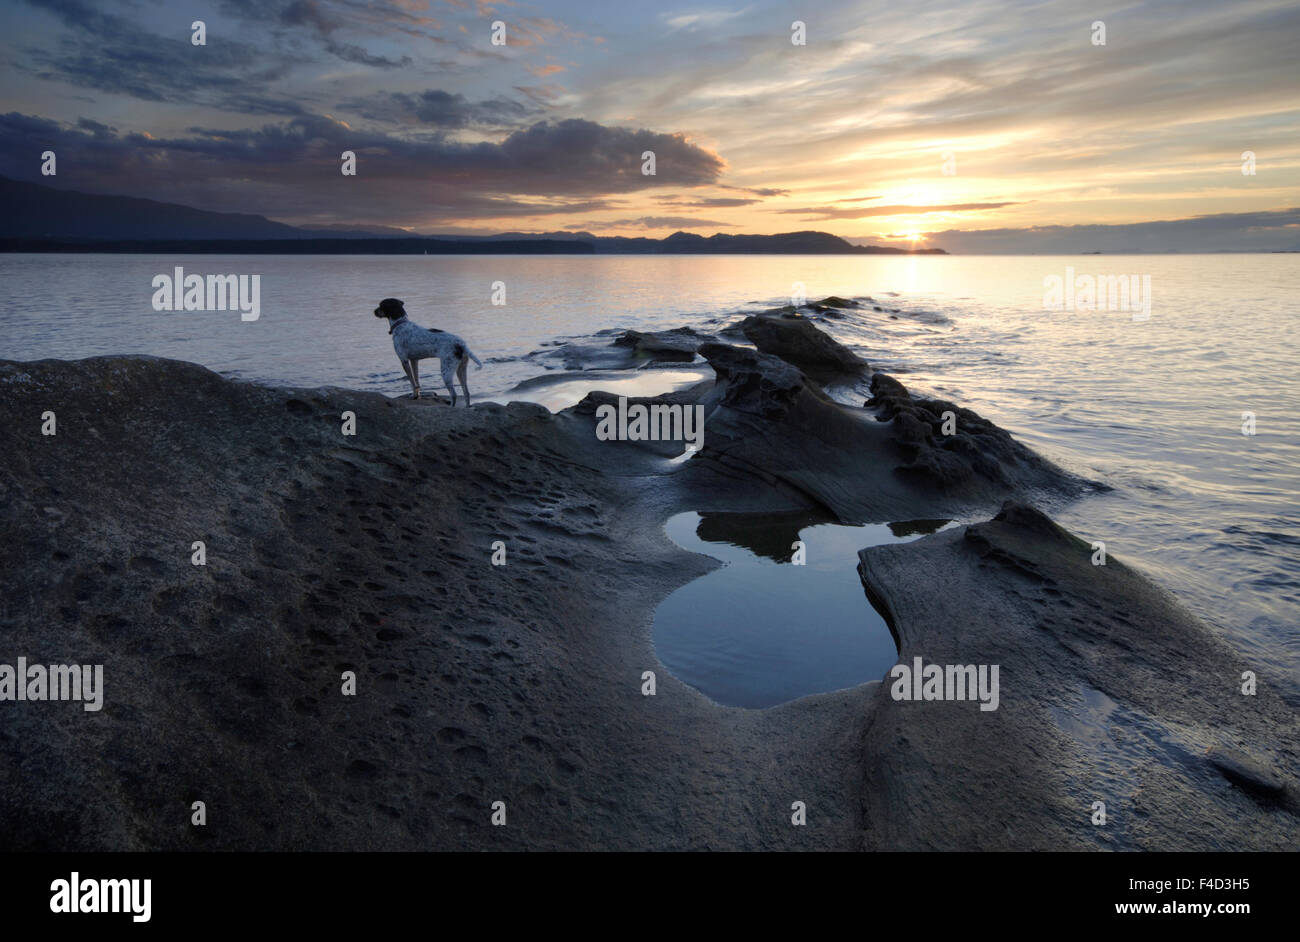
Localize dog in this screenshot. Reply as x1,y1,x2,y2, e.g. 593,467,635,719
373,298,482,404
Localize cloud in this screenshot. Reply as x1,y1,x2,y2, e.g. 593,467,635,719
441,195,621,216
224,0,444,39
477,119,725,192
277,0,341,34
321,40,412,69
512,85,568,106
9,0,1297,242
920,209,1300,254
17,0,462,115
776,201,1020,220
18,0,305,114
564,0,1299,237
662,196,759,207
570,215,736,229
504,16,592,48
717,184,789,198
0,111,726,226
340,89,538,128
662,8,750,32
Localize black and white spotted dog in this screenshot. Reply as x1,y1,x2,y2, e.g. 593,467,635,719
373,298,482,404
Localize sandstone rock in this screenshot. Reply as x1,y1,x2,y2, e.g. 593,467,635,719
866,371,1069,491
695,344,1084,522
611,326,705,362
856,501,1300,850
739,314,867,381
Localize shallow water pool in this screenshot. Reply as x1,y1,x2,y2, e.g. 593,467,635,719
480,366,710,412
653,511,953,708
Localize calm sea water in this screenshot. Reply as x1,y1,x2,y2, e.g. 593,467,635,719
2,253,1296,697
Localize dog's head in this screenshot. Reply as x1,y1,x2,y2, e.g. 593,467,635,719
374,298,406,321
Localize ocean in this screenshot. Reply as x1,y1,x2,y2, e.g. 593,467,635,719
2,251,1296,697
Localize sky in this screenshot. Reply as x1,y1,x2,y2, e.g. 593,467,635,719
1,0,1297,251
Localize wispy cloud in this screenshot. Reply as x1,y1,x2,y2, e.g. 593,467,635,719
663,7,751,32
569,215,735,229
777,201,1021,220
921,208,1300,253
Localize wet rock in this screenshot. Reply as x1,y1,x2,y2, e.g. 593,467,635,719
814,296,860,309
1206,747,1287,800
697,342,805,418
612,326,705,362
526,340,641,371
865,372,1073,493
856,501,1300,850
694,344,1083,522
739,313,868,382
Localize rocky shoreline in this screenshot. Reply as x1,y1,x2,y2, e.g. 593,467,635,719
1,310,1295,850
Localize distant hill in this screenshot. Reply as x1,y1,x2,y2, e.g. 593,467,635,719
0,175,310,241
0,176,946,254
0,236,596,255
428,229,945,254
593,230,946,254
0,176,422,242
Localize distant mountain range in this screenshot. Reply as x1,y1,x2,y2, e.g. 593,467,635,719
0,176,946,254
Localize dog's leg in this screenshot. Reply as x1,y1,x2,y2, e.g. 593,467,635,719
400,359,418,398
409,359,422,399
441,359,459,406
457,357,471,405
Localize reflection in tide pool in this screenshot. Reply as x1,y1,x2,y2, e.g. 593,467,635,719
480,367,709,412
653,511,953,709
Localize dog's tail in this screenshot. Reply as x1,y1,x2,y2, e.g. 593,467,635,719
454,343,484,370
